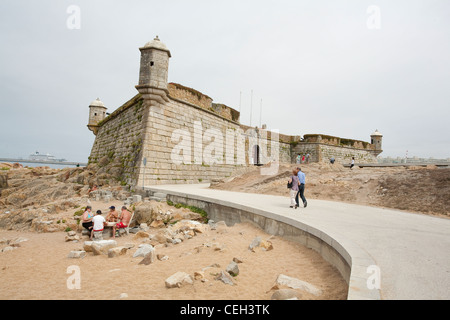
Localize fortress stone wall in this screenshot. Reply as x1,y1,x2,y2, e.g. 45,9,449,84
87,37,382,188
88,95,146,186
291,134,381,164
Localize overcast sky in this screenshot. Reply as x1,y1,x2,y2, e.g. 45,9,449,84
1,0,449,162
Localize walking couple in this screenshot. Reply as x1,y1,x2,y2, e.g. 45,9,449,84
288,167,308,209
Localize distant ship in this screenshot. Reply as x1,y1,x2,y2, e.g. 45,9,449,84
29,151,67,163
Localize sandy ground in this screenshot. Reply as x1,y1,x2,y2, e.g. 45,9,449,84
0,219,347,300
1,161,448,300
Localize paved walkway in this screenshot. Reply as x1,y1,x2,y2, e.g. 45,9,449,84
147,184,450,300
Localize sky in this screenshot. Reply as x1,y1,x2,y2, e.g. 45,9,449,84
0,0,449,163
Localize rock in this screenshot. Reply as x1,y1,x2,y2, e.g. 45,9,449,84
1,246,16,253
150,220,165,228
133,231,150,240
67,250,86,259
215,271,234,286
170,220,201,233
260,240,273,251
83,240,117,254
118,293,128,299
233,257,243,264
271,289,302,300
212,243,224,251
194,271,204,280
151,231,173,245
139,223,149,231
108,246,129,258
138,249,156,265
91,243,103,256
65,231,80,242
193,224,210,234
157,254,169,261
133,201,164,225
174,233,184,242
226,261,239,277
165,272,193,288
133,244,154,258
275,274,323,297
249,236,262,251
9,237,28,246
132,195,142,203
128,227,140,234
12,163,23,169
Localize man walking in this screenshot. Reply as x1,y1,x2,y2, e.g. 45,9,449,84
296,167,308,208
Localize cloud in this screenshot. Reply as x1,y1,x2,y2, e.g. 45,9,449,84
0,0,449,161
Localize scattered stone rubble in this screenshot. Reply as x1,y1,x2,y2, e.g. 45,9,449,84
0,237,28,253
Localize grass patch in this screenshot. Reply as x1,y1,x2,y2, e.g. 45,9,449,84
73,207,86,216
166,201,208,223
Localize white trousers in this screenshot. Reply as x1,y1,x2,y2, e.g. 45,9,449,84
290,189,297,206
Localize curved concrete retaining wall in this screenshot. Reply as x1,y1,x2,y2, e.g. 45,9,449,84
146,187,381,300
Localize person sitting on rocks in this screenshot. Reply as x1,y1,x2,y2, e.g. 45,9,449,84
105,206,119,222
92,210,106,241
81,206,94,239
112,206,132,238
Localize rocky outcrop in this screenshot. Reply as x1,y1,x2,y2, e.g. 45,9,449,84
0,166,131,231
133,201,203,228
0,172,7,191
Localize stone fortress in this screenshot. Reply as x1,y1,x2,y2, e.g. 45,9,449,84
87,36,383,187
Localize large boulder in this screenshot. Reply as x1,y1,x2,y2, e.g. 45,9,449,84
83,240,117,254
138,249,156,265
275,274,323,297
215,271,234,286
108,246,129,258
134,202,164,225
165,272,193,288
133,244,155,258
134,202,203,227
67,250,86,259
226,261,239,277
248,236,261,251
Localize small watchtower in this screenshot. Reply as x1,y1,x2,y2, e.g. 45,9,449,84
135,36,171,104
87,98,107,135
371,129,383,156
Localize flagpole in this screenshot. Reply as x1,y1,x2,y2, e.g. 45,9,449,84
250,89,253,127
259,98,262,128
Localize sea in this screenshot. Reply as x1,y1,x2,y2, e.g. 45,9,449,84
2,161,85,170
20,162,84,169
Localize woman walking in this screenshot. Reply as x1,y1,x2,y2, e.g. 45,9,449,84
288,169,300,208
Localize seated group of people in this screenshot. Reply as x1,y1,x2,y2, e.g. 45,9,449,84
81,205,132,240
